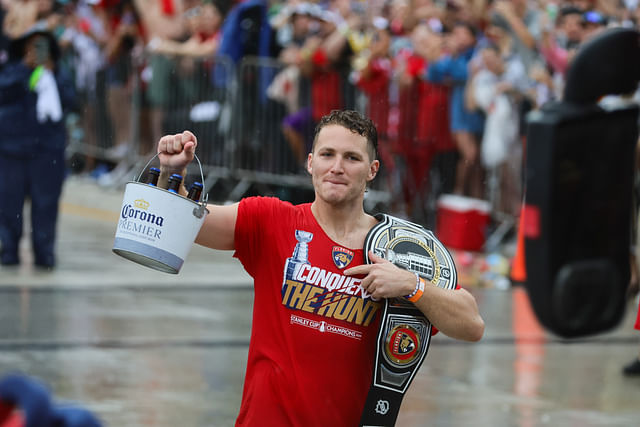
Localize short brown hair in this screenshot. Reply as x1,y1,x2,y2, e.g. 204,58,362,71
312,110,378,161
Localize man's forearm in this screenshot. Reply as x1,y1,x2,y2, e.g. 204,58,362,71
414,286,484,342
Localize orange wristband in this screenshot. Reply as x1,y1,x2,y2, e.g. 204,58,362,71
405,273,426,303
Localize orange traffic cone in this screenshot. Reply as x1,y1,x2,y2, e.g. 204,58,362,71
510,209,527,284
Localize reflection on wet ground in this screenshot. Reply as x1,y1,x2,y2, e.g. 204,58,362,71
1,285,639,426
0,286,251,426
1,178,639,426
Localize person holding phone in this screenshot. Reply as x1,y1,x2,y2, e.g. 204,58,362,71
0,28,75,268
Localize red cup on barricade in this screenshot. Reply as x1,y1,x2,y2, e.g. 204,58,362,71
436,194,490,252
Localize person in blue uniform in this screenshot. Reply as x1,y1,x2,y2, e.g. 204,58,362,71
0,27,75,268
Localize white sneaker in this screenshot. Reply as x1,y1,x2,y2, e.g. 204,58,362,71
105,144,129,161
97,163,131,187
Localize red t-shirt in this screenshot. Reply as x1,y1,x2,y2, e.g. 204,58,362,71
393,53,421,154
0,401,23,427
416,80,454,153
233,197,382,426
356,57,392,137
310,49,344,122
393,53,454,154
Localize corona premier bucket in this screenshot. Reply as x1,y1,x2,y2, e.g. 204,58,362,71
112,155,209,274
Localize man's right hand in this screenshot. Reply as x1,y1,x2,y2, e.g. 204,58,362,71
157,131,197,173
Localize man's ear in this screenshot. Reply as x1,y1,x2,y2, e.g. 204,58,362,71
307,153,313,174
367,160,380,181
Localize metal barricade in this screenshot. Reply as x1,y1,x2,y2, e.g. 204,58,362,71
66,49,391,209
64,47,142,173
64,67,132,169
128,53,237,194
233,57,303,187
233,56,391,210
66,51,237,190
152,54,235,168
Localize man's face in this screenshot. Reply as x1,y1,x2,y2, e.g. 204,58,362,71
307,125,379,207
37,0,53,15
482,48,504,75
183,6,201,33
452,25,474,53
200,4,222,34
562,14,584,43
291,14,311,37
23,35,50,68
485,24,507,43
411,24,431,58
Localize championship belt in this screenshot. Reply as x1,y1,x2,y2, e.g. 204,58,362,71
360,214,457,427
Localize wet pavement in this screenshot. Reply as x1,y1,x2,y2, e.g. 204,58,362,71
1,177,640,426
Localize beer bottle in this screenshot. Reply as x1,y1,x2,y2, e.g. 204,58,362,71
145,167,160,186
187,182,203,202
167,174,183,194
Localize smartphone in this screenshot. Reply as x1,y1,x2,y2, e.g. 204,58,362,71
33,37,50,65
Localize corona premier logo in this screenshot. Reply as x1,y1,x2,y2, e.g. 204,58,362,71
121,202,164,226
134,199,149,210
384,324,420,366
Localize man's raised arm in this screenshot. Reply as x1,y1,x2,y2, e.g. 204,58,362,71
157,131,238,251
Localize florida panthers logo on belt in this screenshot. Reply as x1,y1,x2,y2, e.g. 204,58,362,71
332,246,354,269
385,324,420,366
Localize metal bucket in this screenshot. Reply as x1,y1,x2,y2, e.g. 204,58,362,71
112,155,209,274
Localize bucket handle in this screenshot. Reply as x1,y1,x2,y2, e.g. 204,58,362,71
136,153,209,217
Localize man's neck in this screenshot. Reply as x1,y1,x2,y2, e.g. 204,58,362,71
310,199,376,249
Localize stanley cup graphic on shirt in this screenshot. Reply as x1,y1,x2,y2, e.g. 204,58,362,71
283,230,313,288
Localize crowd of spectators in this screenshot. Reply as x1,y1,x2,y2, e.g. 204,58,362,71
1,0,229,184
1,0,639,223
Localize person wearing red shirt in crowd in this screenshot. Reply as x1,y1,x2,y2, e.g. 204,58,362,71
413,25,455,164
353,18,393,191
147,0,222,58
394,23,454,221
155,109,484,426
94,0,146,184
394,38,424,212
278,4,325,165
289,9,353,164
305,27,349,125
427,22,485,199
354,19,392,140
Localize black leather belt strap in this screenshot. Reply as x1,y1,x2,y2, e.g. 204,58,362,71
360,214,457,427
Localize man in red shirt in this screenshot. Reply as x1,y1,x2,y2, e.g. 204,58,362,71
156,110,484,426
